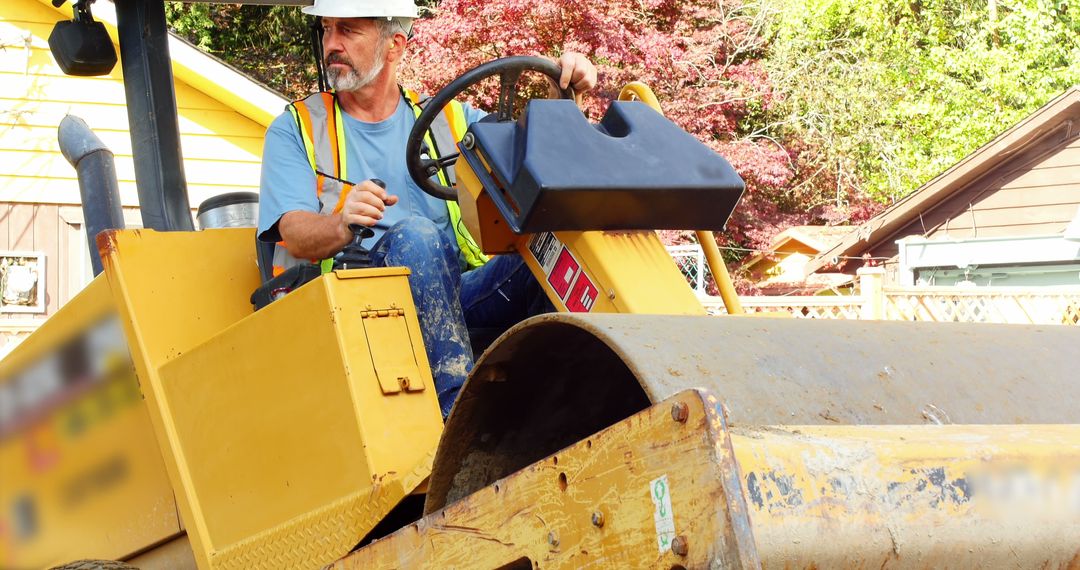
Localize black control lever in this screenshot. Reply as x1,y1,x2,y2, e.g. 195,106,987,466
333,178,384,271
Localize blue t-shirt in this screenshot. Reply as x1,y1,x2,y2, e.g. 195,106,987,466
257,94,485,250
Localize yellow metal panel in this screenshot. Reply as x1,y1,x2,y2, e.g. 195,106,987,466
0,372,181,566
100,228,264,569
157,277,375,551
517,231,706,315
0,276,109,380
156,268,441,568
336,389,759,569
324,268,442,477
101,228,441,569
733,423,1080,568
0,276,180,568
454,151,704,315
363,311,424,394
345,389,1080,568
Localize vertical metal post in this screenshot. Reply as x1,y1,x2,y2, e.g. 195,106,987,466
696,230,744,314
113,0,193,231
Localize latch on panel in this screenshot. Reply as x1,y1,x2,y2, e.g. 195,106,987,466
361,308,425,395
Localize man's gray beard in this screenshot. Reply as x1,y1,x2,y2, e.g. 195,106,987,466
327,55,385,92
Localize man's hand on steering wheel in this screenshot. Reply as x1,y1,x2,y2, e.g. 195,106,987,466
555,52,598,100
406,55,590,201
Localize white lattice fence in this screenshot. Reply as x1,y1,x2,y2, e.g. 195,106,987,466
699,288,1080,324
701,296,862,319
669,248,1080,325
667,244,712,293
884,288,1080,325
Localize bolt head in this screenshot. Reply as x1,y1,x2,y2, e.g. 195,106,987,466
671,401,689,423
462,132,476,150
591,511,605,528
548,531,559,547
671,535,689,556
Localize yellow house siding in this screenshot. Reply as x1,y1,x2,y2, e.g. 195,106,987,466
0,0,277,210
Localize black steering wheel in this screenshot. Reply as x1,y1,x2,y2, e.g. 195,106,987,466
406,56,576,201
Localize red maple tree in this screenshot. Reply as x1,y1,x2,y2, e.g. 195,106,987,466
401,0,878,262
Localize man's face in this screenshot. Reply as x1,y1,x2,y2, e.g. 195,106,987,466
321,17,387,92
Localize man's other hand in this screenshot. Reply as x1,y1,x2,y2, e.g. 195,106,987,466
341,179,399,229
557,52,598,94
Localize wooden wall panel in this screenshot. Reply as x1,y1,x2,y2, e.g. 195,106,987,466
974,183,1080,211
8,202,35,250
32,203,58,313
999,165,1080,190
1037,142,1080,169
944,203,1077,229
0,204,11,250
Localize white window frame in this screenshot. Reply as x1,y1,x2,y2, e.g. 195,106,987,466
0,251,46,314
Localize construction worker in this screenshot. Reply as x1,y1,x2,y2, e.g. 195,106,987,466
257,0,597,417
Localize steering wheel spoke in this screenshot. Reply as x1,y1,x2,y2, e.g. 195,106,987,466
496,69,524,122
406,56,575,201
435,152,459,169
420,152,460,178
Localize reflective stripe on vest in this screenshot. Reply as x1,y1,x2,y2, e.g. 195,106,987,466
402,89,489,270
272,92,353,276
272,90,488,276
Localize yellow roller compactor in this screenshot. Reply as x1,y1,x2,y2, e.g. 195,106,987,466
3,1,1080,568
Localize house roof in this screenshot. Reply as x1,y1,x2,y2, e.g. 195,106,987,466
37,0,288,128
808,86,1080,273
777,225,854,252
740,225,853,271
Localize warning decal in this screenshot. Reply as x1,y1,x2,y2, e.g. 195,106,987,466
528,232,560,272
548,248,579,299
527,232,598,313
566,273,598,312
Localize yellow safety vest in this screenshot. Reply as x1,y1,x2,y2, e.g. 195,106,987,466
272,89,488,276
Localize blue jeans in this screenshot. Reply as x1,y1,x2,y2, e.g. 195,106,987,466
370,217,549,417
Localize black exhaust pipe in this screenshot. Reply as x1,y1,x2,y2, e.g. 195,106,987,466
58,115,125,276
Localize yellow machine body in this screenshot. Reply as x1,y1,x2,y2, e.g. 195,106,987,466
340,389,1080,569
2,75,1080,570
455,149,706,316
0,276,180,568
1,228,442,569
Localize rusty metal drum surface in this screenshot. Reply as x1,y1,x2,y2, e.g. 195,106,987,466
426,313,1080,513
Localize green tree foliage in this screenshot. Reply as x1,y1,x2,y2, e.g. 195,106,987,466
164,3,318,99
163,1,443,99
764,0,1080,206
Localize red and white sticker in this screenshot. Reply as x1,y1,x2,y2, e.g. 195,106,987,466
527,232,599,313
566,273,599,312
548,249,579,298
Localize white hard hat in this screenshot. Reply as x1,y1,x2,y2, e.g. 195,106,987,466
302,0,419,19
